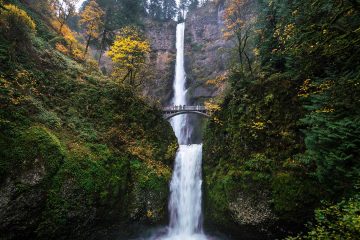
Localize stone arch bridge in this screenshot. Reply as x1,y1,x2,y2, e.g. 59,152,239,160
162,106,209,120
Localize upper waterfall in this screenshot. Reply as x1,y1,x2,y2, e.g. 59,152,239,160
170,22,190,144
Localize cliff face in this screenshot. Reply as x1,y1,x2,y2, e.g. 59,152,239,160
184,1,233,104
143,19,177,105
96,19,177,106
141,2,232,106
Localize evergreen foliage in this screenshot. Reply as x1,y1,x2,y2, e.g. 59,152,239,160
203,0,360,237
288,195,360,240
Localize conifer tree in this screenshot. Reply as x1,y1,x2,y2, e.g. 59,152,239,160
188,0,199,10
179,0,188,18
148,0,162,20
163,0,177,20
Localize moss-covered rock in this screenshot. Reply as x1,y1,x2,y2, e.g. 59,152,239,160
202,72,320,238
0,126,64,239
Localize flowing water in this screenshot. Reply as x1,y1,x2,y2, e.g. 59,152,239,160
164,22,207,240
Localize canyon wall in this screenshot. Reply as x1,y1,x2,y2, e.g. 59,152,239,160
185,1,233,104
143,19,177,105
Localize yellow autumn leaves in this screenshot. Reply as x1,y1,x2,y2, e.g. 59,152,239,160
0,3,36,45
107,26,150,86
80,0,104,57
0,4,36,31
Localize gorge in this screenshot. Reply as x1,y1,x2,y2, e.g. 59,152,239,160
1,0,360,240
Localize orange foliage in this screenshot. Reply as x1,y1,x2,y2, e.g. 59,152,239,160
206,71,229,88
50,19,84,58
223,0,254,39
80,0,104,40
55,43,68,54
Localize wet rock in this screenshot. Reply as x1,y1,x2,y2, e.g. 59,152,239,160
185,1,234,104
0,159,48,239
228,191,275,225
143,19,177,105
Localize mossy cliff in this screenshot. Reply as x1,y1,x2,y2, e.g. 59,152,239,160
0,2,177,239
202,0,360,239
202,74,317,239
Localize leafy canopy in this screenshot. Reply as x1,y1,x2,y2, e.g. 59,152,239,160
107,26,150,86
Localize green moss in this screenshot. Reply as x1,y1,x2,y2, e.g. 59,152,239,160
20,126,64,172
0,125,64,182
0,2,177,238
203,72,317,226
272,172,319,221
37,142,129,237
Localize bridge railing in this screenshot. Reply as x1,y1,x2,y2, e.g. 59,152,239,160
163,105,207,112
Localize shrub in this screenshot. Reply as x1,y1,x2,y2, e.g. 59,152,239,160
0,4,36,46
288,195,360,239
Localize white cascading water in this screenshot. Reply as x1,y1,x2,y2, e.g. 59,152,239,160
164,22,207,240
170,22,190,144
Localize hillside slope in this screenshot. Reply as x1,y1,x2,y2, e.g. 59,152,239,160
202,0,360,239
0,2,177,239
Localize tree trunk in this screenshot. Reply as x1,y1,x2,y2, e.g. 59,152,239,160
122,70,131,83
244,51,253,76
84,35,92,58
237,34,244,71
59,21,64,33
98,50,103,65
98,29,107,64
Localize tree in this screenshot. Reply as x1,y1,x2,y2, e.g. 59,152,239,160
0,3,36,48
179,0,188,19
223,0,256,75
148,0,162,20
188,0,199,10
88,0,146,63
51,0,79,32
107,26,150,86
288,195,360,239
163,0,177,20
80,0,104,57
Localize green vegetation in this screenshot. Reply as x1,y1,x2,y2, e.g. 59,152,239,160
0,1,177,238
203,0,360,237
2,0,359,238
288,194,360,239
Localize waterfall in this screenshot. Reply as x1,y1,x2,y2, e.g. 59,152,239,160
164,22,207,240
170,22,189,144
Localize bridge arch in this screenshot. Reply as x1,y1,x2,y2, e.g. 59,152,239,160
164,111,210,120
